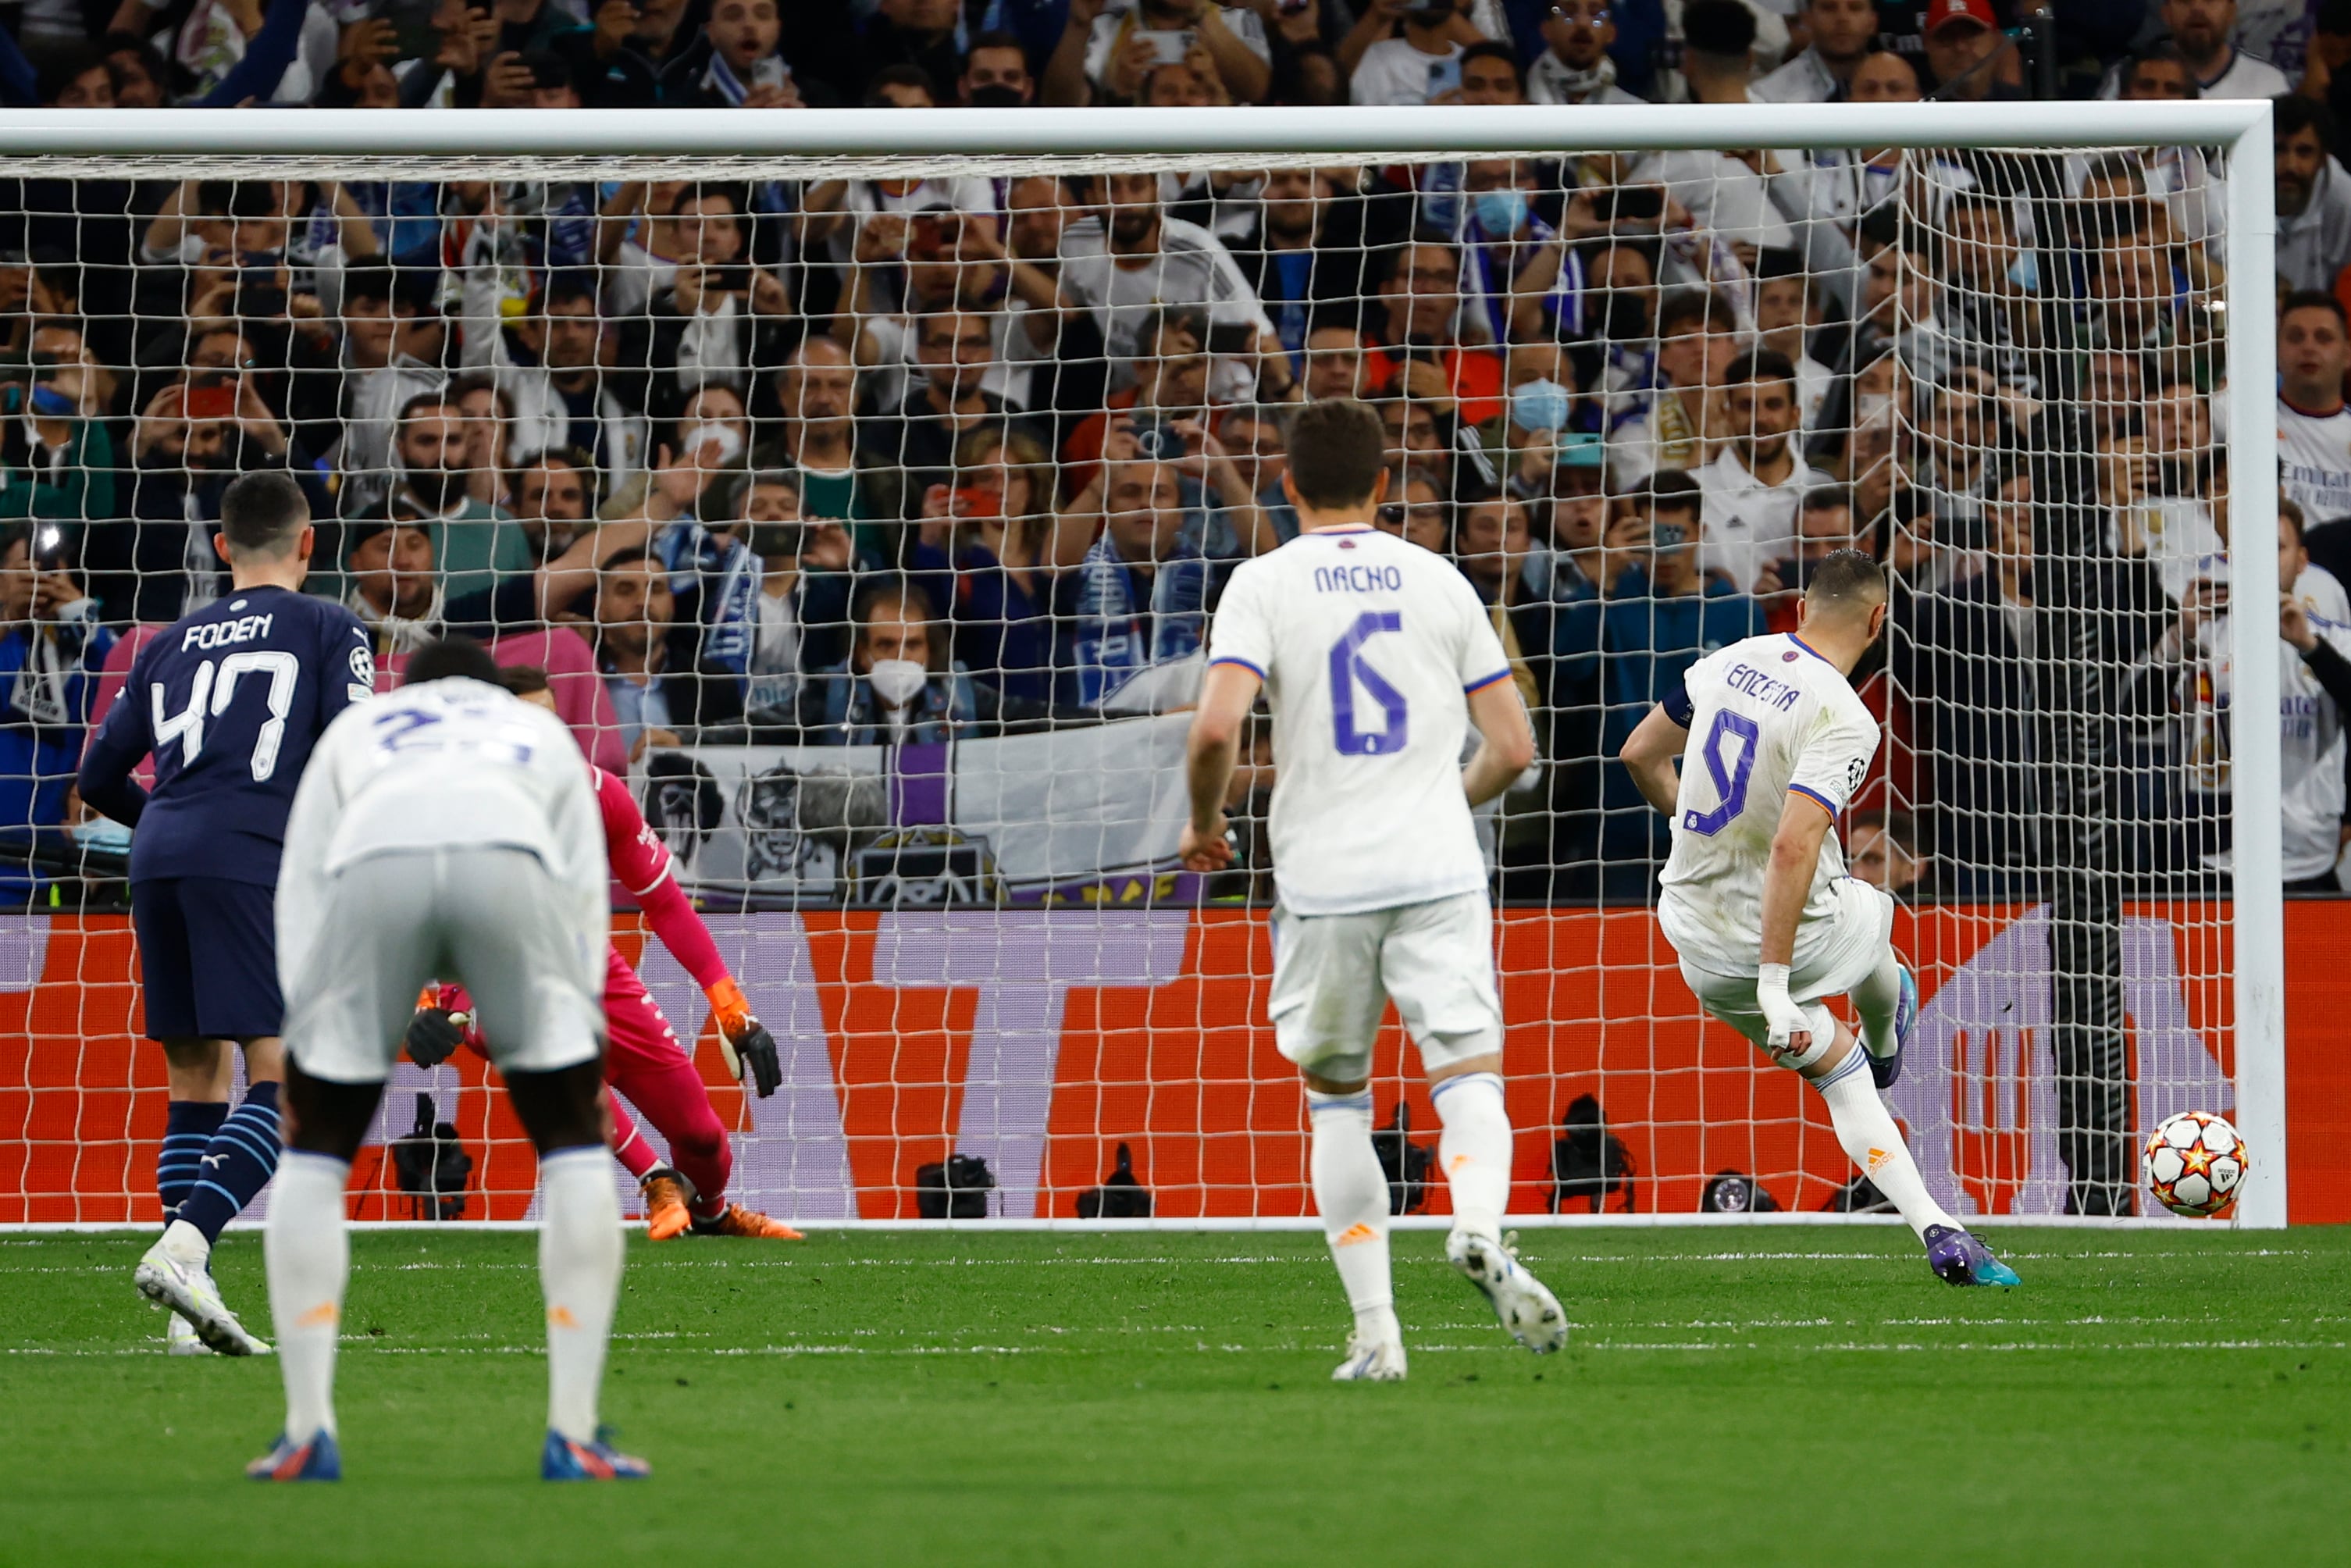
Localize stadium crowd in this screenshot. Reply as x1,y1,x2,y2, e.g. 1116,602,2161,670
0,0,2346,903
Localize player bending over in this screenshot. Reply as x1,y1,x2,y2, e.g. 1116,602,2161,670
1182,397,1566,1383
401,665,800,1242
1617,549,2018,1287
78,471,376,1357
253,637,645,1482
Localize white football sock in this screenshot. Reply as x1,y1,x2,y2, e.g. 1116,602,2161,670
264,1151,351,1443
1430,1070,1513,1241
1812,1046,1957,1241
539,1145,624,1444
1306,1089,1398,1345
159,1217,210,1271
1853,950,1904,1062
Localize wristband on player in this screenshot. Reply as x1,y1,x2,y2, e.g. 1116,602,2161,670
1756,962,1793,1005
705,977,755,1039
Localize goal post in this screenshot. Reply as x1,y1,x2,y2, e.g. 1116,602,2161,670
0,99,2289,1228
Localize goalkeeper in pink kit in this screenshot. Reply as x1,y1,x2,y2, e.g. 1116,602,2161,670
405,668,800,1242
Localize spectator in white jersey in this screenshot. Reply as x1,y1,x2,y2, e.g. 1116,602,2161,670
1697,350,1822,597
1526,0,1643,105
2276,504,2351,889
2113,0,2292,98
2278,290,2351,538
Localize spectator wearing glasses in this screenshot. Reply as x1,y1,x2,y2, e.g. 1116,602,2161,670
1359,232,1506,428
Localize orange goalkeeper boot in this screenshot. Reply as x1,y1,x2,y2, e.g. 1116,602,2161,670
639,1170,693,1242
693,1205,805,1240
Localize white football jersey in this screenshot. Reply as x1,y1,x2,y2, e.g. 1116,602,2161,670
1208,526,1512,916
2278,397,2351,527
1658,633,1882,977
277,676,608,984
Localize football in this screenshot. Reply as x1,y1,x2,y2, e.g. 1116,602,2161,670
2143,1111,2249,1218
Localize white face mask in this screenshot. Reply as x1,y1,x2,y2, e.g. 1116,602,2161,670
685,421,745,467
867,657,927,707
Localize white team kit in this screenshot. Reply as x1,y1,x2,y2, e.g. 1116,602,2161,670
1206,519,1566,1373
2278,397,2351,528
276,675,610,1083
1206,523,1514,1080
1658,633,1896,1049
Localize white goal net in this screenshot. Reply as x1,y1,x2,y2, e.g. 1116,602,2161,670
0,102,2287,1228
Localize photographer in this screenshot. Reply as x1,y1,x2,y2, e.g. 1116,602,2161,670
0,522,114,902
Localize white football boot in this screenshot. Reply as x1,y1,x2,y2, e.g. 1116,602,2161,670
1331,1335,1408,1382
136,1241,272,1356
166,1314,211,1356
1447,1230,1567,1353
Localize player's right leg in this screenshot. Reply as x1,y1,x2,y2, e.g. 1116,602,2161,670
449,849,646,1480
1268,904,1406,1381
250,851,443,1481
130,878,273,1356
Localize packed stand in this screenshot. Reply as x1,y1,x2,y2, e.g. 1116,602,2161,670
0,0,2344,905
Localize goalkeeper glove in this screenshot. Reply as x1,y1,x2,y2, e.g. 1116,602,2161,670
405,1006,465,1069
707,977,780,1098
1755,962,1815,1068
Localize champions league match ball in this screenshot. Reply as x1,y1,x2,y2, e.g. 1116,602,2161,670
2143,1112,2249,1218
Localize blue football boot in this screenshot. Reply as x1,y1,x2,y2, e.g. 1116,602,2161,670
542,1430,650,1481
1924,1224,2022,1288
247,1430,341,1481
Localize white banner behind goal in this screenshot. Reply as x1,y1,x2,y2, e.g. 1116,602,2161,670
0,103,2286,1227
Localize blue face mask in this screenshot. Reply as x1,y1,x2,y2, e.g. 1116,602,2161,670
1472,189,1531,237
27,384,73,417
1510,378,1573,436
2007,252,2039,294
71,816,132,855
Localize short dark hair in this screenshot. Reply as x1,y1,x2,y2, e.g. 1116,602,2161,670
2277,91,2336,154
1647,469,1704,519
1724,347,1796,387
2121,45,2197,96
1288,397,1388,510
2281,288,2349,331
967,28,1026,59
1802,485,1855,517
1804,547,1887,612
1656,288,1725,339
219,471,310,556
864,62,937,104
2282,494,2307,544
496,663,551,697
402,636,502,687
1459,39,1522,87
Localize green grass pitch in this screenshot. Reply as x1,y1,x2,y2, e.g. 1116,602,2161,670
4,1225,2346,1566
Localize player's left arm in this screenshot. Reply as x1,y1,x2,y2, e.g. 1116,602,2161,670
1619,700,1690,818
1181,658,1262,873
599,764,780,1096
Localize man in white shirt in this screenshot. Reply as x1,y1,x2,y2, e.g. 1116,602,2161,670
1056,171,1280,392
1526,0,1645,104
1618,553,2022,1288
255,637,643,1483
2278,290,2351,528
1750,0,1878,102
2100,0,2291,98
1697,349,1820,594
1180,397,1564,1381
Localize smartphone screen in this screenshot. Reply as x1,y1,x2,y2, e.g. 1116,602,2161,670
184,383,237,421
1138,28,1192,65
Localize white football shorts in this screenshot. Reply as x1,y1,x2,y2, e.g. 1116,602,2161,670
1267,889,1503,1083
1677,878,1896,1054
282,846,605,1084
